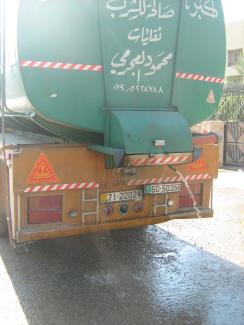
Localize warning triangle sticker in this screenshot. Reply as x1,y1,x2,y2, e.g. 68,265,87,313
187,156,208,172
27,153,59,184
206,89,216,104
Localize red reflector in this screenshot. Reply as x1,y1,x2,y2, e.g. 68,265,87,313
28,211,61,225
193,183,202,195
28,196,62,224
178,183,202,209
28,196,62,209
180,183,202,196
179,195,202,209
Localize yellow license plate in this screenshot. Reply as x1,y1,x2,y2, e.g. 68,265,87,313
101,190,143,203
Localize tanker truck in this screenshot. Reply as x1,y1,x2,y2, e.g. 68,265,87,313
0,0,226,247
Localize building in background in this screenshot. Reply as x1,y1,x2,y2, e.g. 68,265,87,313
225,20,244,84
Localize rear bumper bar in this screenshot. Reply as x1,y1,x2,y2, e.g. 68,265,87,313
16,208,213,243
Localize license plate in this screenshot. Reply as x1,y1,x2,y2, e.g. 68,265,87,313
100,190,143,203
145,183,182,195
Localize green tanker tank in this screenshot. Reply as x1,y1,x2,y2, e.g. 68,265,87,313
3,0,226,158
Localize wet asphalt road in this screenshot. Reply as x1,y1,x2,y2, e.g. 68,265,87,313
0,169,244,325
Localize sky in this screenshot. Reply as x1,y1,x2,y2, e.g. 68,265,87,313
222,0,244,22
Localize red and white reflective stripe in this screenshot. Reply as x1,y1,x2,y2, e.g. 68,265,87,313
131,154,192,167
21,60,103,72
176,72,224,84
24,182,99,193
127,173,211,186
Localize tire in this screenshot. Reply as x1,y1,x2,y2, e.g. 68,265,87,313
0,210,8,237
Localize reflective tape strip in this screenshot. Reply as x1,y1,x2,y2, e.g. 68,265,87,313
127,173,211,186
176,72,224,84
130,154,192,167
21,60,103,72
24,182,99,193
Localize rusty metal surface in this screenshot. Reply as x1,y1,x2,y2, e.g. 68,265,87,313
8,143,217,242
0,169,244,325
16,208,213,243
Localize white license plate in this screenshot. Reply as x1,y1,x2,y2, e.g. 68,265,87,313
100,190,143,203
145,183,182,195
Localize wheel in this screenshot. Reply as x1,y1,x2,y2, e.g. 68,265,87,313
0,210,8,237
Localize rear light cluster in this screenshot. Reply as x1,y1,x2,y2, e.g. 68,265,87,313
103,202,144,215
28,196,62,224
178,183,202,209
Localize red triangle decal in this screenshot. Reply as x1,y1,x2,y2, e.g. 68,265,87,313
187,156,208,172
27,153,59,184
207,89,216,104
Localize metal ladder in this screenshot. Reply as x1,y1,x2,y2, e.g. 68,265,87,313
153,194,169,217
81,189,100,225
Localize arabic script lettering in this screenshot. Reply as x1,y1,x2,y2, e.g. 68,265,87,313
185,0,218,20
128,26,162,46
106,0,175,20
114,83,164,94
111,50,173,83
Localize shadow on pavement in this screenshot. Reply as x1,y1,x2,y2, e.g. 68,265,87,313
0,226,244,325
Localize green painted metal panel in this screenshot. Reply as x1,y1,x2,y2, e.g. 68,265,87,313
100,0,180,109
172,0,226,126
17,0,105,133
4,0,226,154
110,111,192,154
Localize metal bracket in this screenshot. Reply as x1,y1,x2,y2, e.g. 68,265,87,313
87,144,124,168
13,242,30,255
193,148,203,161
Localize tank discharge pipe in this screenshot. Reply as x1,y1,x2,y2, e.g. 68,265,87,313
169,165,202,218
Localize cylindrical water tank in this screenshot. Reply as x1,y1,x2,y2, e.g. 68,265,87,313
4,0,226,152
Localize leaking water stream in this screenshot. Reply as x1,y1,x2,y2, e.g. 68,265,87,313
169,166,202,218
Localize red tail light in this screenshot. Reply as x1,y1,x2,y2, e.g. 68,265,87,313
178,184,202,209
27,196,62,224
